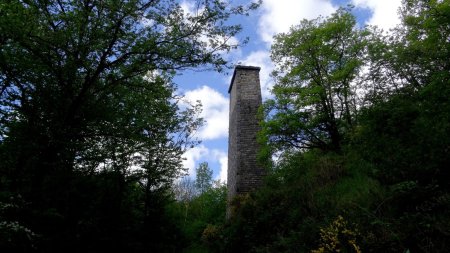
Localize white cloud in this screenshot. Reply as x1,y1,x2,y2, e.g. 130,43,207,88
212,150,228,183
182,145,209,176
242,0,402,101
184,85,229,140
258,0,336,44
234,1,338,100
181,0,404,188
239,50,275,99
352,0,402,31
181,145,228,182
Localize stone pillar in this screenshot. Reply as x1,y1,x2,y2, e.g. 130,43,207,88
227,65,264,218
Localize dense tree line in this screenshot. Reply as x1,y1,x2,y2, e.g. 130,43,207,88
220,1,450,252
0,0,256,252
1,0,449,252
171,162,227,253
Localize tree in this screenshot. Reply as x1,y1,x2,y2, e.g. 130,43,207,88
0,0,259,251
195,162,213,194
224,1,450,252
264,8,370,153
173,176,196,226
352,1,450,250
175,180,227,252
173,162,213,227
362,0,450,104
393,0,450,89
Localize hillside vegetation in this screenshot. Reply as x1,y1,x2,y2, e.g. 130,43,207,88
1,0,449,252
220,1,450,252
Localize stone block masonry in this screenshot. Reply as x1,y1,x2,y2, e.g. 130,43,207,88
227,65,265,218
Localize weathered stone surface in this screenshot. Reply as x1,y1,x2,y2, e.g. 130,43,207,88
227,65,265,218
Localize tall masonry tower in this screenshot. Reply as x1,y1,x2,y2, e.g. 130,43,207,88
227,65,265,217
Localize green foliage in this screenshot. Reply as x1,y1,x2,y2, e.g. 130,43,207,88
170,181,227,252
223,2,450,253
221,150,382,253
265,7,370,153
397,0,450,87
351,82,450,252
311,216,362,253
0,0,258,252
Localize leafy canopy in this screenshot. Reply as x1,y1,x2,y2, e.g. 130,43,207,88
263,7,370,153
0,0,260,251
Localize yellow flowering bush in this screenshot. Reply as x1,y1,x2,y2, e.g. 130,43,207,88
201,224,219,245
311,215,361,253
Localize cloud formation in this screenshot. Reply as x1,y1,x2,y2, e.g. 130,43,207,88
245,0,403,101
181,144,228,182
180,0,405,187
182,145,209,176
183,85,229,140
238,0,340,100
240,50,274,99
212,149,228,183
258,0,336,44
352,0,402,31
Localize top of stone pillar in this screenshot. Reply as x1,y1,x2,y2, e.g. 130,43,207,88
228,65,261,93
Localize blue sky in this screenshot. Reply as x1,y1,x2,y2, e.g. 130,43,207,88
175,0,403,182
